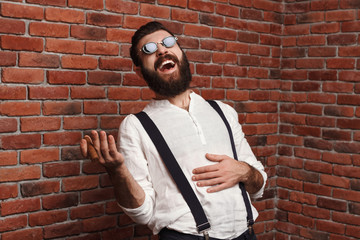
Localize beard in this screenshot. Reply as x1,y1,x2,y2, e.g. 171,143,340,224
140,51,192,98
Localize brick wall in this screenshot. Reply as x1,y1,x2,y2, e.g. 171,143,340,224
0,0,359,240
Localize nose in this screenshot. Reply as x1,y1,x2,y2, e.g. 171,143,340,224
156,43,168,56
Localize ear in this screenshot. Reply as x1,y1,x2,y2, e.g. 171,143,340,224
134,66,143,79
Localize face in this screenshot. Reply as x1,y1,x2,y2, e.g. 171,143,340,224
137,30,192,97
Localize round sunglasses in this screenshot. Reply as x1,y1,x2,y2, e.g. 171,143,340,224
140,36,178,54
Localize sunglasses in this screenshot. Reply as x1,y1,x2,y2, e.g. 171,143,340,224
140,36,178,54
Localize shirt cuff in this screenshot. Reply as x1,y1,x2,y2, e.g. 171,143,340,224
249,170,267,199
117,194,153,225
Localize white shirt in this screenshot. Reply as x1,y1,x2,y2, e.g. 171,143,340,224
118,92,267,239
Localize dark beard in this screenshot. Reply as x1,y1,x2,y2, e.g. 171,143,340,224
140,51,192,98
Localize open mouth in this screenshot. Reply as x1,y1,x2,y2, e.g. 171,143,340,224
158,60,175,72
155,55,179,73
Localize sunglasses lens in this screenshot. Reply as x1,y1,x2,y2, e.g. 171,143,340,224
142,42,157,54
163,36,176,47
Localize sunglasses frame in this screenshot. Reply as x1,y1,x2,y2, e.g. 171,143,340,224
140,36,178,54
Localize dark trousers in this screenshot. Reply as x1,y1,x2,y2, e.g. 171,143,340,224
159,228,257,240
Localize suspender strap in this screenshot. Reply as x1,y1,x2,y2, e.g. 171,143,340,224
135,111,211,233
207,100,254,229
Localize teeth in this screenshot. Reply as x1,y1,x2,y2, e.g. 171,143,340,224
159,60,175,69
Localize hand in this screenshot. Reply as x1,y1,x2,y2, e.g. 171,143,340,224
80,130,124,174
192,153,251,193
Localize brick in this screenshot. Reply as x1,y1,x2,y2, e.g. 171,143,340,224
99,57,132,71
225,18,247,31
0,17,25,34
188,0,215,13
216,3,239,17
44,221,82,239
29,86,68,100
307,93,336,104
68,0,103,9
43,132,82,146
1,2,43,20
316,220,345,234
0,183,18,200
296,59,324,69
106,28,134,43
282,48,306,58
281,70,307,80
186,50,212,63
88,71,122,85
342,21,360,32
196,64,222,76
61,55,98,70
0,117,17,133
21,181,60,197
83,216,117,232
284,24,309,35
21,148,58,165
0,151,17,166
212,77,235,89
63,116,98,130
339,46,360,57
339,70,360,81
43,101,81,115
223,66,247,77
304,138,333,151
87,12,122,27
334,142,360,154
213,28,237,40
288,212,314,228
120,101,149,114
70,204,104,219
46,38,84,54
326,10,356,21
297,35,326,46
123,16,151,30
323,82,354,94
242,8,263,21
27,0,66,6
295,103,322,115
349,202,360,215
0,51,16,67
45,7,85,23
303,205,330,219
295,146,322,159
29,22,68,37
71,25,106,40
19,52,60,68
297,12,324,23
29,210,67,227
311,0,339,10
237,31,259,43
85,41,119,56
320,175,350,189
0,215,27,232
327,34,357,45
337,94,360,105
47,70,86,85
140,3,170,19
2,68,44,84
334,165,360,178
158,0,187,8
1,197,41,216
289,192,317,205
1,35,43,52
62,175,99,192
346,225,360,238
108,87,141,100
123,73,147,86
184,24,211,38
1,134,41,150
20,117,61,132
200,13,224,27
323,129,352,141
308,47,336,57
277,177,303,191
212,52,237,64
305,159,332,174
81,188,115,203
324,105,354,117
71,86,106,99
1,227,43,240
303,182,331,196
100,116,124,130
105,0,139,14
327,58,355,69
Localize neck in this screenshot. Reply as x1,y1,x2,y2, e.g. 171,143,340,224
155,90,191,110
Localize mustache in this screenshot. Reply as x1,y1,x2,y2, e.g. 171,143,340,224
154,54,180,70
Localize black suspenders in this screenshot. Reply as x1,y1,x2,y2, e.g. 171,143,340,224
135,100,254,237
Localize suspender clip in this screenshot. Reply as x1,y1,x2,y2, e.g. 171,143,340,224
202,230,209,240
247,219,254,234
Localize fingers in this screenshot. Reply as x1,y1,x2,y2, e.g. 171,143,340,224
84,135,99,161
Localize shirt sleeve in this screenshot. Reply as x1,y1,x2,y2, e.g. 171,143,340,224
218,102,267,199
117,114,156,225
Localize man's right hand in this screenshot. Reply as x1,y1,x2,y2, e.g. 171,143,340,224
80,130,124,174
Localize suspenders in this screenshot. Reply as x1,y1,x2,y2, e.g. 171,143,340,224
135,100,254,238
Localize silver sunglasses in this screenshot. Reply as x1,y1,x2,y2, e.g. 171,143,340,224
140,36,178,54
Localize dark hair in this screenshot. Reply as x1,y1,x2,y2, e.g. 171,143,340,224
130,21,175,66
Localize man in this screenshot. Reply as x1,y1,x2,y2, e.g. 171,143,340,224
80,21,267,240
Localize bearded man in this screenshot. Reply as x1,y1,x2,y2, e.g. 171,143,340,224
80,21,267,240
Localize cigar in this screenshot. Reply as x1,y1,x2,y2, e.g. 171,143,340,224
84,135,99,161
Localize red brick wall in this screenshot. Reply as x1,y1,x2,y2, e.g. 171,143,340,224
0,0,359,240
